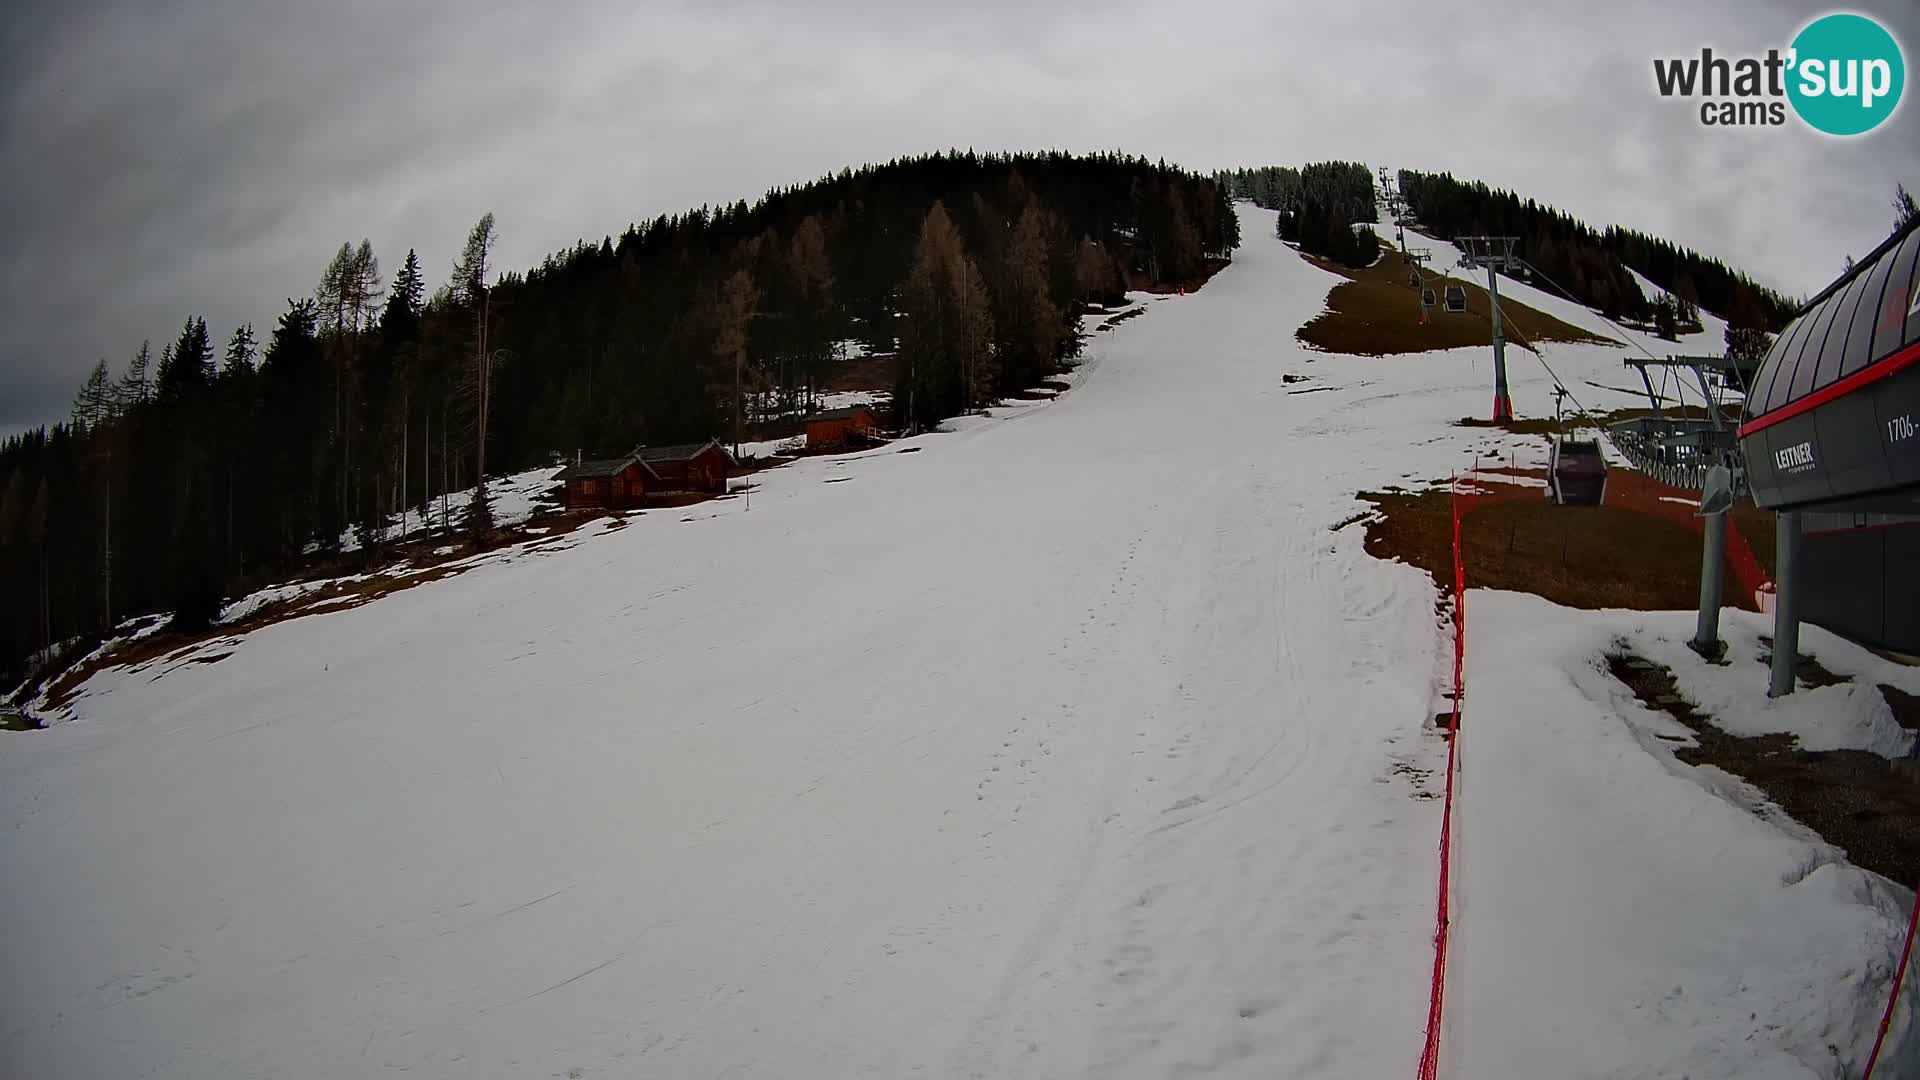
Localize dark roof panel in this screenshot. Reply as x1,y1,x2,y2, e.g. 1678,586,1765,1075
553,456,644,481
1745,216,1920,426
1785,290,1845,402
637,441,737,465
1840,240,1902,379
1738,216,1920,511
1808,271,1874,394
1751,310,1811,416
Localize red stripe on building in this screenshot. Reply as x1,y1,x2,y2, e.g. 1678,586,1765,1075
1738,340,1920,440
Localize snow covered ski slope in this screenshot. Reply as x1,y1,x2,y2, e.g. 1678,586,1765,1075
2,204,1909,1078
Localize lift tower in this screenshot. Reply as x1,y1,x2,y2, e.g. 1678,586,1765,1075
1457,236,1523,423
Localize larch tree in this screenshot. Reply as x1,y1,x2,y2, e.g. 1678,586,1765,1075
715,266,760,457
895,201,995,432
452,213,498,532
998,202,1065,391
788,215,837,411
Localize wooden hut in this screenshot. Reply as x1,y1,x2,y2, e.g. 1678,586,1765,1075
804,405,880,449
553,454,655,510
638,441,737,494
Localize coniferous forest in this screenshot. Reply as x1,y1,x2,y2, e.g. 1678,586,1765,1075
0,151,1239,685
1393,170,1800,337
1216,163,1380,268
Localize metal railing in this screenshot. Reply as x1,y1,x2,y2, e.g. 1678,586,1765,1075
1605,417,1746,494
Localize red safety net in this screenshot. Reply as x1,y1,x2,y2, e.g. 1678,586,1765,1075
1861,881,1920,1079
1415,474,1466,1080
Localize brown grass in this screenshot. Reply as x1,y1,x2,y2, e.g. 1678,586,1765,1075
1297,248,1615,356
1361,482,1715,611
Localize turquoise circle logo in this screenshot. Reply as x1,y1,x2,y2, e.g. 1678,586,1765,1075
1787,13,1905,135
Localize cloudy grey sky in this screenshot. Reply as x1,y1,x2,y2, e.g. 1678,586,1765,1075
3,0,1915,436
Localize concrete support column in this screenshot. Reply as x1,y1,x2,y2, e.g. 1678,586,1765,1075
1690,511,1727,659
1768,510,1803,697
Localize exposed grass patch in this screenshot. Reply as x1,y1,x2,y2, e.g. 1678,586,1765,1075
1452,416,1564,436
1454,405,1725,434
1297,248,1615,356
1608,651,1920,888
1361,483,1714,611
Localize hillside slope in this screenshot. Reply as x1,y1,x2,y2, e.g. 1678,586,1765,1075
1,203,1905,1079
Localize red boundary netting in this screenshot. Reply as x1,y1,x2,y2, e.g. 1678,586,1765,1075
1415,473,1466,1080
1431,463,1914,1079
1862,881,1920,1079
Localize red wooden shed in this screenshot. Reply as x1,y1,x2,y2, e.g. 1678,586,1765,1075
554,454,655,510
639,441,737,494
804,405,880,449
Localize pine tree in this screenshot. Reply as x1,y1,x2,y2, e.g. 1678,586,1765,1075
118,341,152,410
391,249,425,319
156,317,213,401
1654,294,1678,340
224,324,257,374
72,360,115,431
1894,182,1918,234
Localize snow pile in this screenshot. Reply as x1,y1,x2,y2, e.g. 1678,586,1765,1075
1619,611,1919,758
1456,592,1917,1078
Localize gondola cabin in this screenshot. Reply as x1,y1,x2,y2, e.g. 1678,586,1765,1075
1444,284,1468,313
1548,439,1608,506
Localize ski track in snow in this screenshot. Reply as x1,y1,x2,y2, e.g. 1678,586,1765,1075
0,205,1904,1079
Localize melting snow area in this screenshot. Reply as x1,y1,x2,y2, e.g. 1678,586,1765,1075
1460,596,1919,1078
1,204,1911,1079
325,465,562,552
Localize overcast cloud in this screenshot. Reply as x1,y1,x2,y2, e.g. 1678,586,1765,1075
3,0,1915,435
